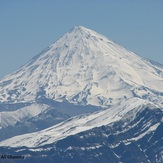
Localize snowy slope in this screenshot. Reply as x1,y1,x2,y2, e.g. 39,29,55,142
0,97,161,148
0,103,49,128
0,100,101,141
0,26,163,107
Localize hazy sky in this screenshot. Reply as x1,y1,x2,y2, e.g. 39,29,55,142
0,1,163,78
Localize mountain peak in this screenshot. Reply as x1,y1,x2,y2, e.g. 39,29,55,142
73,25,87,30
71,25,91,32
66,25,101,40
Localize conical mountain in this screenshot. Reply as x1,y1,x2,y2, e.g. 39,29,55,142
0,26,163,106
0,27,163,163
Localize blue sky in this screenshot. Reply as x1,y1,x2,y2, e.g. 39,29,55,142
0,0,163,77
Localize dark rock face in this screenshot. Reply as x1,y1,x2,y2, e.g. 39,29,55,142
1,107,162,163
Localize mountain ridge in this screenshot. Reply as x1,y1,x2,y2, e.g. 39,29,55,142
0,97,159,148
0,97,162,163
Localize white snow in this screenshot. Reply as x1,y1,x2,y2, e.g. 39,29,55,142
124,122,160,143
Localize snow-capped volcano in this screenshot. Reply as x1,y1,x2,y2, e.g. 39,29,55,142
0,26,163,163
0,26,163,106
